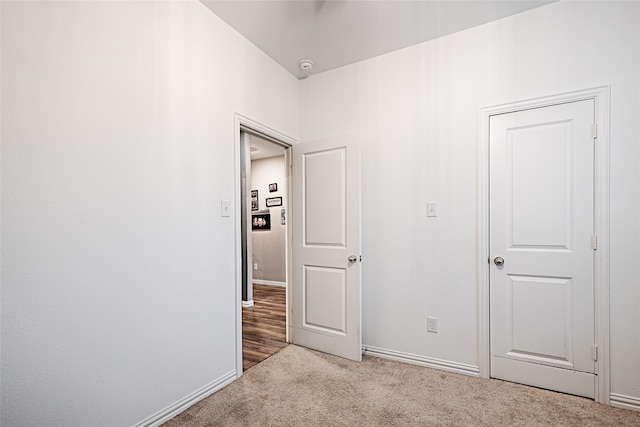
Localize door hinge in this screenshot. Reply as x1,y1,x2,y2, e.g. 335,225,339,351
592,345,598,361
591,123,598,139
591,235,598,250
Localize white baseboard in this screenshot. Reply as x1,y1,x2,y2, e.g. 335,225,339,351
134,370,237,427
242,300,254,307
610,393,640,412
363,345,480,377
252,280,286,287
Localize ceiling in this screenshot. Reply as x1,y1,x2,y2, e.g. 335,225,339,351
201,0,555,79
249,133,286,160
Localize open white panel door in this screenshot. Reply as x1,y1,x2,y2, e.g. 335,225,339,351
291,135,361,361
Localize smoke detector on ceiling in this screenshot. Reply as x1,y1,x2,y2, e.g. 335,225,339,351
299,59,314,71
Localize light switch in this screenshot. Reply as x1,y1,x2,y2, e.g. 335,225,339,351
221,200,231,217
427,202,437,217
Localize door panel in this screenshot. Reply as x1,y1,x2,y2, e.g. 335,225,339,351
303,148,346,246
507,275,574,367
490,100,595,398
303,266,346,334
292,135,361,361
510,122,571,247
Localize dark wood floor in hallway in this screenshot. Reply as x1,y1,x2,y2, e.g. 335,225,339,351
242,284,287,371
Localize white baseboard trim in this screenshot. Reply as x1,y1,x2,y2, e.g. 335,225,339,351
135,370,236,427
252,280,286,287
610,393,640,412
363,345,480,377
242,300,254,307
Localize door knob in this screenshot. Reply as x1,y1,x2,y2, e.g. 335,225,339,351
494,256,505,266
348,255,358,263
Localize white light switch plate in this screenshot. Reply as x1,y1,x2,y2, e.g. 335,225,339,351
221,200,231,217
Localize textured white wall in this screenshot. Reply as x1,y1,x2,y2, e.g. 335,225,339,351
0,1,298,425
250,156,287,283
300,1,640,402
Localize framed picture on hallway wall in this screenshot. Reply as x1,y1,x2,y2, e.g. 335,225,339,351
266,197,282,207
252,213,271,230
251,190,258,211
269,183,278,192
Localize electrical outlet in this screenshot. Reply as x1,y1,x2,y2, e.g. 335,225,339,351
427,201,437,217
427,316,438,333
253,263,258,270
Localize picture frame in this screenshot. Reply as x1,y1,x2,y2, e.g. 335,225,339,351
266,197,283,207
269,183,278,192
250,190,258,211
251,213,271,230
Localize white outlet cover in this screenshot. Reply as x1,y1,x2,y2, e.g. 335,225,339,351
426,202,437,217
427,316,438,333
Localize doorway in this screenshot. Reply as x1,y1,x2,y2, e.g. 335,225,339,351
234,115,296,375
242,131,288,370
479,87,610,403
234,115,363,375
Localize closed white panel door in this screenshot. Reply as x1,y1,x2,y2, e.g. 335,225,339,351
490,100,596,398
292,135,361,361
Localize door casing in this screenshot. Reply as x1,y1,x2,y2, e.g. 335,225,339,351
478,86,610,403
233,113,296,377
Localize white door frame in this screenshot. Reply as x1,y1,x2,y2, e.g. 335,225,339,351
233,113,296,377
478,86,610,403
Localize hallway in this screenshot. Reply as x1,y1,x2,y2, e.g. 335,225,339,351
242,284,287,370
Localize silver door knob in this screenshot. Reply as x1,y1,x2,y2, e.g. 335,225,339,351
348,255,358,263
494,256,505,266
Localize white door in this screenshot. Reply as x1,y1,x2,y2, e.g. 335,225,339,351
291,135,361,361
489,100,596,398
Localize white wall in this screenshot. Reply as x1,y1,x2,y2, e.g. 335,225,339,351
0,1,298,426
251,156,287,283
3,1,639,423
299,1,640,403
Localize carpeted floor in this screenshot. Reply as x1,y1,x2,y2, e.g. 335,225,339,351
163,345,640,426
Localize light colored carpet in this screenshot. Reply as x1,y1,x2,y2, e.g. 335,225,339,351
164,345,640,426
